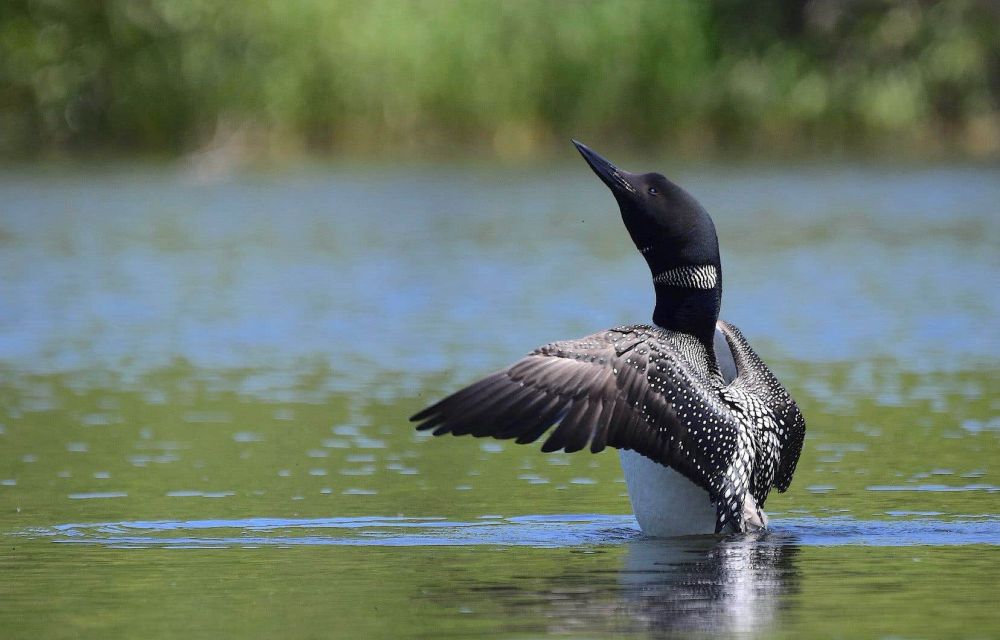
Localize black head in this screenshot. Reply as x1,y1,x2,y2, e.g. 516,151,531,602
573,140,720,271
573,140,722,344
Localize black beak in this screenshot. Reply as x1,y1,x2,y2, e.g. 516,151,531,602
572,140,637,196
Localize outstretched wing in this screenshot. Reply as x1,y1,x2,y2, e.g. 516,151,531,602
410,325,752,532
718,320,806,496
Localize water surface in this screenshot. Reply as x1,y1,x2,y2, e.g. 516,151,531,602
1,162,998,638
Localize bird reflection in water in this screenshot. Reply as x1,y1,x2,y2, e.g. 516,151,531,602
603,533,801,636
424,533,800,637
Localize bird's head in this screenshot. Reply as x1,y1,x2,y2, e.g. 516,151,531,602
572,139,722,338
572,140,720,272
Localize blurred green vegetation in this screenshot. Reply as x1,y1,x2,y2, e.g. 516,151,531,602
1,0,997,161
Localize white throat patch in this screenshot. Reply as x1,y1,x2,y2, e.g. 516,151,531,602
653,264,719,289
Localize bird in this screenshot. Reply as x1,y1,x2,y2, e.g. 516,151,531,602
410,140,806,536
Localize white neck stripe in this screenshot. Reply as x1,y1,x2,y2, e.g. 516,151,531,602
653,264,718,289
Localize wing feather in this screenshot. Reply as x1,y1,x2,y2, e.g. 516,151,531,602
717,320,807,494
411,326,758,529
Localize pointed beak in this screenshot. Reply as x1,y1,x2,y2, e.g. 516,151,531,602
572,140,637,196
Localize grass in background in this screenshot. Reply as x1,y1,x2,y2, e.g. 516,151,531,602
1,0,997,161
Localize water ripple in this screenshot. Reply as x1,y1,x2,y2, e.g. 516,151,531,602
21,515,1000,549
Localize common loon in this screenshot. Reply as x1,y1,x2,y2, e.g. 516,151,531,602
411,141,806,535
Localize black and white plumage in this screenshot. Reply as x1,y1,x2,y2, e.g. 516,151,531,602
653,264,719,289
411,141,806,535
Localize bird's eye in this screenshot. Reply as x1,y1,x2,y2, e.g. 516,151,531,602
648,187,659,196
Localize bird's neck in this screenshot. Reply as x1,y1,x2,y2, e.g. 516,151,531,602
640,237,724,367
651,277,722,358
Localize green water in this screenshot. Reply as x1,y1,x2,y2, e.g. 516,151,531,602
1,163,998,638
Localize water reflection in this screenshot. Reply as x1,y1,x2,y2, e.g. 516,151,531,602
411,533,798,636
616,535,798,635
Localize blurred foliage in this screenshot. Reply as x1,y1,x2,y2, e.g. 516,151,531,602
0,0,998,160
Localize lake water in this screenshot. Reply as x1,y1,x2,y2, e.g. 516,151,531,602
1,161,998,638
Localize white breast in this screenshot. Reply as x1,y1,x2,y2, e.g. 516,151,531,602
618,449,718,536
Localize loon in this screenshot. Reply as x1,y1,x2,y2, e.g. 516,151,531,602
410,141,806,535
